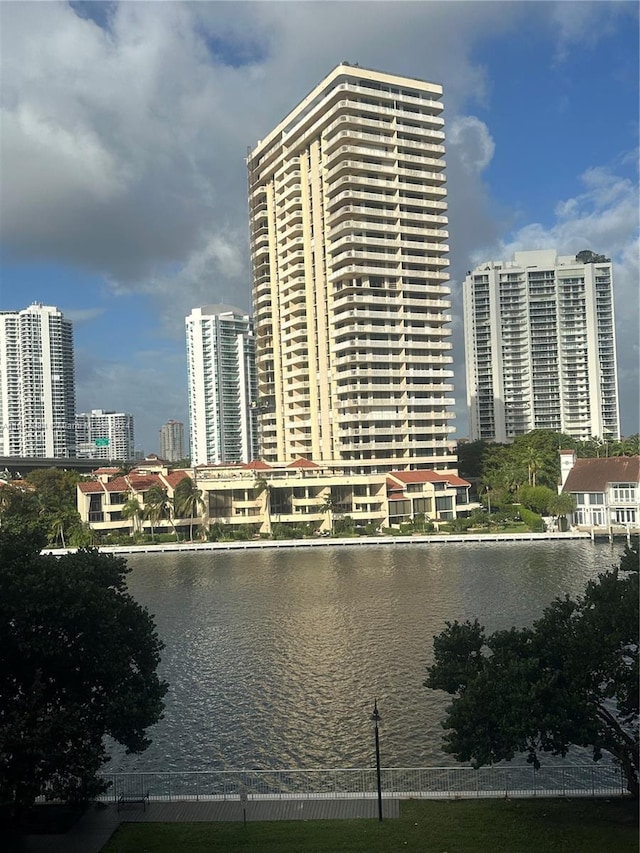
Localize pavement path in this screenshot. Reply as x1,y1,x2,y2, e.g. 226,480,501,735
7,798,400,853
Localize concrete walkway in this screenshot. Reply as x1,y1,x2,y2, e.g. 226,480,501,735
8,798,400,853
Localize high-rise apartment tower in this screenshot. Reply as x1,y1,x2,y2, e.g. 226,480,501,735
159,420,185,462
0,303,76,457
75,409,135,460
247,63,454,473
463,249,620,442
186,305,258,466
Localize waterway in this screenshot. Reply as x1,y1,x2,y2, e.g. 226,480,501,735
109,539,621,773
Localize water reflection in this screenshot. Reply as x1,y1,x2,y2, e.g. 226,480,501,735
111,541,619,772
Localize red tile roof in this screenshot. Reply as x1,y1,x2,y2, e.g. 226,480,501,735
162,471,190,489
387,470,471,487
287,458,320,468
388,492,410,501
446,474,472,487
78,482,105,494
390,471,435,483
243,459,272,470
563,457,640,493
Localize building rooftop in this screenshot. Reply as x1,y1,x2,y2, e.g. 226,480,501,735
563,457,640,493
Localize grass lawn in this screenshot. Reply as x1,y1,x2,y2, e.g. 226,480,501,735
102,797,638,852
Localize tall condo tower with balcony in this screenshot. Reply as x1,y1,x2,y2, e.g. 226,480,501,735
186,305,258,466
0,303,76,457
75,409,135,460
247,63,455,474
463,249,620,443
159,420,185,462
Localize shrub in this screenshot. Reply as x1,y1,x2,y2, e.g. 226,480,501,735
519,506,545,532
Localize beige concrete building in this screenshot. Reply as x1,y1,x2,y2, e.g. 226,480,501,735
247,63,454,475
77,460,473,538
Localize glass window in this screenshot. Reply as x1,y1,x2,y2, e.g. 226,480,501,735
611,484,636,503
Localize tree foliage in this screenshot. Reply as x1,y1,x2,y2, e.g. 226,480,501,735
0,531,168,819
462,431,640,496
0,469,90,546
143,484,169,542
173,476,204,541
425,542,639,796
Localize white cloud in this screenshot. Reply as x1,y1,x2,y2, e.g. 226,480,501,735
62,307,106,324
0,1,523,295
1,1,637,446
448,116,495,173
550,0,633,62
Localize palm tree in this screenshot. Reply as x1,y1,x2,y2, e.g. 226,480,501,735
49,512,67,549
254,476,272,536
121,494,143,536
320,491,335,535
143,485,169,543
524,448,545,487
173,477,205,542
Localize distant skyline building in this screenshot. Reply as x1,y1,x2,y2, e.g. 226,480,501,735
159,419,185,462
0,303,76,457
75,409,135,460
247,63,455,474
463,249,620,443
186,305,258,466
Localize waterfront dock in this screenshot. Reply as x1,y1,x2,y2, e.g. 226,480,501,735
43,530,593,557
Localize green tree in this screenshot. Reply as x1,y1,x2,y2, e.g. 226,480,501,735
25,468,84,546
621,434,640,457
320,491,335,535
173,476,204,541
548,492,577,529
425,543,639,796
170,457,192,469
0,484,44,538
254,476,272,536
511,431,572,489
523,447,545,487
143,485,169,543
0,531,167,821
517,485,557,515
121,494,143,536
456,440,488,480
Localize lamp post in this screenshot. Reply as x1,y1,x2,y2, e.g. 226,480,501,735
370,699,383,822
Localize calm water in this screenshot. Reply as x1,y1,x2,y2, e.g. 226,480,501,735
110,540,620,772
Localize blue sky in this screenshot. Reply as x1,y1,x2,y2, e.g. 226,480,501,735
1,1,638,454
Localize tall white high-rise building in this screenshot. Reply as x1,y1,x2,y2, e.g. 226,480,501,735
0,303,76,457
463,249,620,442
159,420,185,462
186,305,258,466
247,63,455,473
75,409,135,460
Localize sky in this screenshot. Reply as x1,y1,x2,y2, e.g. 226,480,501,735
1,0,638,455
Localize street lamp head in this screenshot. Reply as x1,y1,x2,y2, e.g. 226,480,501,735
370,698,381,724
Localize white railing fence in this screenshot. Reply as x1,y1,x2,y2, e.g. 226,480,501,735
99,764,626,802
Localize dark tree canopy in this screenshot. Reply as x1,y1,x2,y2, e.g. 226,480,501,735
0,531,168,819
425,543,639,796
0,469,94,547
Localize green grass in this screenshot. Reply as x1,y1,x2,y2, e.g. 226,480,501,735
102,797,638,853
